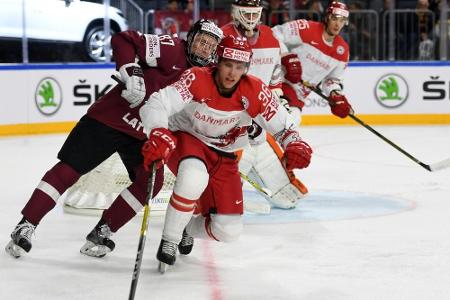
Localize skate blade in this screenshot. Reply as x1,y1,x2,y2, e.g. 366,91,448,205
5,240,25,258
80,241,111,258
158,261,169,274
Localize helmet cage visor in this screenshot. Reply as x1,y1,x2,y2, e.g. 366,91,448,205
232,5,262,31
187,21,223,66
188,32,221,66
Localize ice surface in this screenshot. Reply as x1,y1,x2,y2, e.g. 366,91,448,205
1,125,450,300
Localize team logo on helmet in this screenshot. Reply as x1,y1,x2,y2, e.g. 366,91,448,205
223,47,251,62
217,35,253,63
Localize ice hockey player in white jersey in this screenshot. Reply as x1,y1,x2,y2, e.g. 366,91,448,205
222,0,309,210
139,35,313,271
272,1,353,121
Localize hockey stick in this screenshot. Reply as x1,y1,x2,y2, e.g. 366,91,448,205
111,74,124,86
304,81,450,172
129,163,157,300
239,172,273,197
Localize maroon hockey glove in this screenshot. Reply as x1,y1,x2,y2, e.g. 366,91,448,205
142,128,177,171
328,93,352,118
283,141,312,171
281,53,302,84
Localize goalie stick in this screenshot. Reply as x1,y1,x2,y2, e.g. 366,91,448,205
304,81,450,172
129,163,156,300
240,172,273,197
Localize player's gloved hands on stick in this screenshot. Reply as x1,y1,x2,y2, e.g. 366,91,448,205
283,140,312,171
328,92,353,118
281,53,302,84
119,62,146,108
142,128,177,171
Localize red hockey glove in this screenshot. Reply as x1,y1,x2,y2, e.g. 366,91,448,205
142,128,177,171
281,53,302,84
328,92,352,118
283,141,312,171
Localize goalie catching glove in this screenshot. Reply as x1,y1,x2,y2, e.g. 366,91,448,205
119,62,146,108
281,53,302,84
142,128,177,170
328,92,352,118
283,141,312,171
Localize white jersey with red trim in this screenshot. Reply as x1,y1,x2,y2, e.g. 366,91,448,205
272,20,349,98
139,67,301,153
222,23,283,90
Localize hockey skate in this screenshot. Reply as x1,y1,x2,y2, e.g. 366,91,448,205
80,221,115,258
5,220,36,258
178,229,193,255
157,239,177,274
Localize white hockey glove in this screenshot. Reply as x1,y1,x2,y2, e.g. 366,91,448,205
119,62,146,108
279,95,292,113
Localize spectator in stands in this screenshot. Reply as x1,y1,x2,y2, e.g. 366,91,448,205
184,0,194,15
293,0,309,9
306,0,323,21
167,0,180,12
419,31,435,59
262,0,290,25
347,1,373,60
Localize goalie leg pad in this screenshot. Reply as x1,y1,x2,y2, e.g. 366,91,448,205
251,140,307,208
266,183,305,209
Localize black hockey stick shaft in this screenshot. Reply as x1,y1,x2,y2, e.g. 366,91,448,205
129,162,157,300
111,74,124,86
306,82,434,172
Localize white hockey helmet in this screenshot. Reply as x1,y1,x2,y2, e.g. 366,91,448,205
231,0,263,32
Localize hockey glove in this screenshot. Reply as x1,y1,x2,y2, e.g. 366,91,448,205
283,141,312,171
119,62,146,108
281,53,302,84
142,128,177,171
328,92,352,118
279,95,292,113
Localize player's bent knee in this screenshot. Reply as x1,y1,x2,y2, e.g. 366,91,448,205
210,214,243,242
174,158,209,200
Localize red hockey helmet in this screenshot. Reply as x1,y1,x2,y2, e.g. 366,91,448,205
325,1,349,25
216,35,252,65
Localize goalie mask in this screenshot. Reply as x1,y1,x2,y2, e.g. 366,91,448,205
231,0,263,32
186,19,223,67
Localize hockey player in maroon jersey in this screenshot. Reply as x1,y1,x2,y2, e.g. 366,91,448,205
221,0,309,210
138,35,313,271
5,19,223,258
272,1,353,119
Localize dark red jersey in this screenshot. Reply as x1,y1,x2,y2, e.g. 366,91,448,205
87,31,189,140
